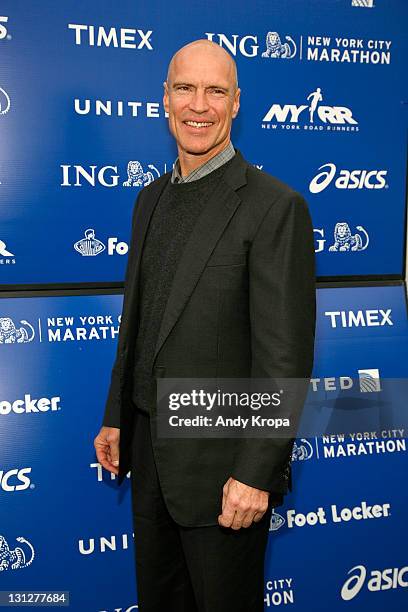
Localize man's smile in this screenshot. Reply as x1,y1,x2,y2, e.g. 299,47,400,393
183,120,214,130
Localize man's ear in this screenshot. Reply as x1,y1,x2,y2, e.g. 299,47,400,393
163,81,169,114
232,87,241,119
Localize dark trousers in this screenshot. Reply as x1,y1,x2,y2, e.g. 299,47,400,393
130,410,272,612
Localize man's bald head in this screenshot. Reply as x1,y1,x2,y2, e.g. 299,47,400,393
166,39,238,91
163,38,241,167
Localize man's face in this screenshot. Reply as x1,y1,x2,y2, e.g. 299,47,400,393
163,45,240,157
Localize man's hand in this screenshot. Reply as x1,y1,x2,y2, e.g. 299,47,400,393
94,426,120,476
218,477,270,530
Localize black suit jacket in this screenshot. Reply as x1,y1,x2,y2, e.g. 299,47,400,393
102,149,316,526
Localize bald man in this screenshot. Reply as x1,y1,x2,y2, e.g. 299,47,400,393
95,39,316,611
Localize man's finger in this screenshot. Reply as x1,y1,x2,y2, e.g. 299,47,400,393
241,511,259,528
106,447,119,474
95,444,109,466
218,510,236,528
231,508,247,530
108,446,120,467
221,478,231,513
98,450,119,475
218,497,237,527
221,486,228,513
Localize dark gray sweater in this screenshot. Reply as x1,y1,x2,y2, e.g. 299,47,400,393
131,158,236,414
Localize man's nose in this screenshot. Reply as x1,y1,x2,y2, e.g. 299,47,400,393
188,89,210,113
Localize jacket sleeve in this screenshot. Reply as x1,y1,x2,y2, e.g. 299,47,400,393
101,191,142,428
231,190,316,493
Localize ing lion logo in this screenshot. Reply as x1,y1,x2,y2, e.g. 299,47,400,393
0,534,35,571
0,87,11,115
329,222,369,252
0,317,35,343
262,32,297,59
291,439,314,461
123,161,160,187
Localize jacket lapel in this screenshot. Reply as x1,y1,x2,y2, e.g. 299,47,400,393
121,173,171,339
152,149,248,365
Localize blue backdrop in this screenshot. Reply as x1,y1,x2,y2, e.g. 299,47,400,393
1,287,407,610
1,1,408,611
0,0,407,284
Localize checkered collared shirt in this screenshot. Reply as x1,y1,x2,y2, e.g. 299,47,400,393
171,141,236,184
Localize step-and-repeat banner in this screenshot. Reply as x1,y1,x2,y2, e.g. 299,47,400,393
1,1,408,611
0,0,407,283
1,287,407,611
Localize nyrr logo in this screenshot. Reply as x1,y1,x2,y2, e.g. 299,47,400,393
61,161,167,187
0,86,11,115
0,468,32,491
262,88,358,132
309,163,388,193
0,238,15,264
0,16,11,40
341,564,408,601
314,222,369,253
68,23,152,50
74,230,128,257
0,534,35,571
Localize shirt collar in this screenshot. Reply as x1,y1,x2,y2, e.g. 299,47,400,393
171,141,235,184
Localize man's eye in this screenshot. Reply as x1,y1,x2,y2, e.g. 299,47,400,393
176,86,189,91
